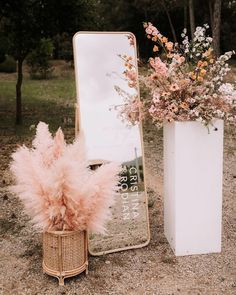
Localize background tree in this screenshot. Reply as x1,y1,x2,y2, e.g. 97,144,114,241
26,38,54,79
97,0,236,58
0,0,235,125
221,0,236,53
97,0,187,58
211,0,222,57
0,0,98,125
39,0,99,60
0,0,44,124
160,0,179,43
189,0,196,39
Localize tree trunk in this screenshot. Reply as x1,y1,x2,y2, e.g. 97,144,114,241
212,0,222,57
208,0,213,29
162,2,177,43
16,58,23,125
189,0,195,39
184,2,188,29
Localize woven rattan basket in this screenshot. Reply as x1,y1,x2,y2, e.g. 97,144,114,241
42,230,88,285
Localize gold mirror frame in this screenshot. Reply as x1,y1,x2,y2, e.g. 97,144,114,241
73,32,150,255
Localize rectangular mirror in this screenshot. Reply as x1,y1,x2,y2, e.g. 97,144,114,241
73,32,150,255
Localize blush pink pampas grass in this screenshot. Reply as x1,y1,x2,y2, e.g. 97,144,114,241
10,122,120,234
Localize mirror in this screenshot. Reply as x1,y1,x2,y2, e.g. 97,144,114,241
73,32,150,255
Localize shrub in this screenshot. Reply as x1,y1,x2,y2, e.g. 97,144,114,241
0,55,16,73
26,38,54,79
0,34,8,64
53,33,73,63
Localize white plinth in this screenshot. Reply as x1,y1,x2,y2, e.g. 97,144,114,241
164,120,224,256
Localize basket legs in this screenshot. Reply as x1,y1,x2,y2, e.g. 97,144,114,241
58,276,65,286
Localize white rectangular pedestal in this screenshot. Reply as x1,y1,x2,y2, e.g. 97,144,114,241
164,120,224,256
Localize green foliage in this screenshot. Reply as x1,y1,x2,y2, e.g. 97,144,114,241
0,55,16,73
53,33,73,62
0,0,43,61
0,44,5,63
0,34,8,63
222,0,236,52
26,38,54,79
49,0,100,60
97,0,236,58
0,51,5,64
0,0,100,61
0,0,101,123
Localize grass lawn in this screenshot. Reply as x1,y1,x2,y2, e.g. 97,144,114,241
0,61,76,139
1,59,235,140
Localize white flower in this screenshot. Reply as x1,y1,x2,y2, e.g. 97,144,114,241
216,110,224,117
219,83,236,96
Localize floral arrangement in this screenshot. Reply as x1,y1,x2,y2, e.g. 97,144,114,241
117,23,236,128
114,54,142,126
142,22,236,128
10,122,120,234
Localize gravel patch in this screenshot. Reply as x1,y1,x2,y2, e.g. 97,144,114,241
0,122,235,295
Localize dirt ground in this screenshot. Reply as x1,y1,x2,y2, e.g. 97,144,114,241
0,119,236,295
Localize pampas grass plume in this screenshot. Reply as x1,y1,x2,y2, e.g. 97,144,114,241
10,122,120,233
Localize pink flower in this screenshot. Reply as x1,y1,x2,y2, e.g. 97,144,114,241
179,79,190,88
166,116,174,122
168,103,178,113
146,27,153,34
128,81,136,88
127,34,134,46
152,92,160,104
126,70,136,81
161,91,171,98
152,27,159,36
119,96,142,125
170,83,180,92
166,41,174,51
173,54,185,64
149,104,156,114
145,23,159,36
149,57,168,77
150,73,159,81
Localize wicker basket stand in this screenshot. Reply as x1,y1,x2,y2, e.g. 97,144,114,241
42,230,88,285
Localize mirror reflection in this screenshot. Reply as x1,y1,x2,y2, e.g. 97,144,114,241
73,32,150,254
